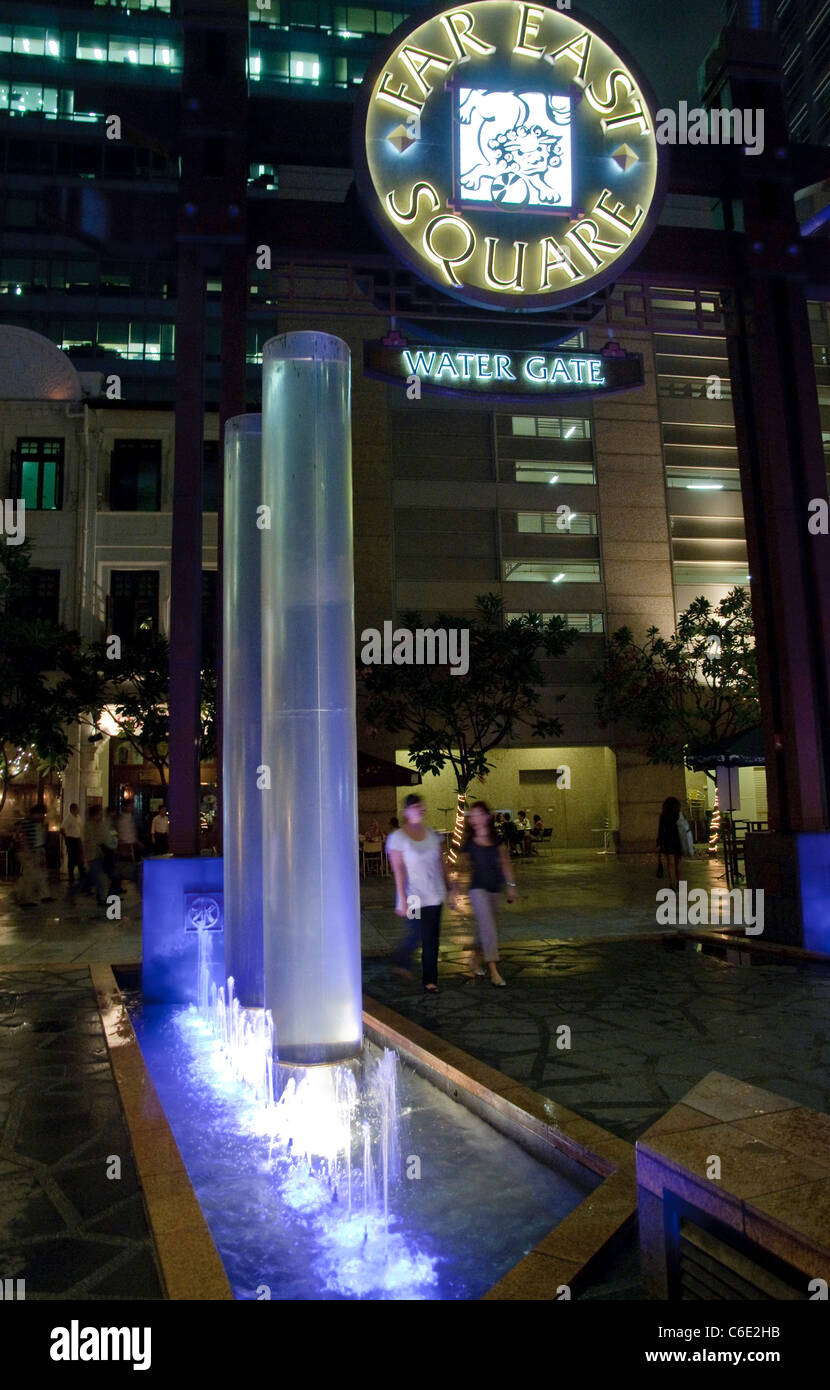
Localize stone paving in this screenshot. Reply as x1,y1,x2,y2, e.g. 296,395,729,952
363,941,830,1144
0,966,164,1299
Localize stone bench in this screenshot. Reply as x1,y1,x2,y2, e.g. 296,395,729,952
637,1071,830,1299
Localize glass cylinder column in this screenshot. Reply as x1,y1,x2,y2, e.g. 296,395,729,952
222,413,264,1007
260,332,362,1064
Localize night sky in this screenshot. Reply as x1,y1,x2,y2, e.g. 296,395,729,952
576,1,729,106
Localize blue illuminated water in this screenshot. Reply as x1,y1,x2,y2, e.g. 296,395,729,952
131,1003,596,1300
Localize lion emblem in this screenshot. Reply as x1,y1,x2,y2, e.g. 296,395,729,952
457,89,572,208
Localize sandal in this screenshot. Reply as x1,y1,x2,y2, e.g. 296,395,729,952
424,983,440,994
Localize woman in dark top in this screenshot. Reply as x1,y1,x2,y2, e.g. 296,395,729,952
656,795,683,889
462,801,516,988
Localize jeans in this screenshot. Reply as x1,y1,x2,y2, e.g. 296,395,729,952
392,903,442,987
65,836,81,887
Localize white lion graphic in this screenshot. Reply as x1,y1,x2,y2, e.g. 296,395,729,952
457,88,572,207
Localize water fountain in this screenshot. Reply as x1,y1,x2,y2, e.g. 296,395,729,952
135,332,603,1300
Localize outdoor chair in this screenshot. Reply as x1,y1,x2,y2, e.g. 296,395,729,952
362,839,385,876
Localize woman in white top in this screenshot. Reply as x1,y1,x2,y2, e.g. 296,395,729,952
387,793,456,994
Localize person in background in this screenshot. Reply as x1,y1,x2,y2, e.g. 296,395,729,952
13,804,53,906
151,804,169,855
462,801,515,988
388,816,399,832
517,809,533,857
366,818,382,840
117,804,140,861
61,802,84,890
387,793,456,994
532,814,544,844
501,812,521,856
656,796,693,890
80,807,108,906
103,809,121,895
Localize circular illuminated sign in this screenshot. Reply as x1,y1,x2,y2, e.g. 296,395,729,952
354,1,666,312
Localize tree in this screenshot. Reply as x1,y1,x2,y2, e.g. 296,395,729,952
0,540,101,814
359,594,578,856
594,587,759,771
81,629,216,788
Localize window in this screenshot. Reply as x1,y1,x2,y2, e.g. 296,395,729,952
109,439,162,511
511,415,591,439
506,611,604,632
76,33,108,61
674,563,751,586
515,510,598,535
7,84,59,115
109,571,160,640
10,569,60,626
665,466,741,491
14,439,64,510
290,52,320,81
503,560,602,583
513,460,596,485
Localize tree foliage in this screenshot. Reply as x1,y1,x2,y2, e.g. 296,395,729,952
0,540,101,812
594,587,759,768
359,593,578,793
82,629,216,787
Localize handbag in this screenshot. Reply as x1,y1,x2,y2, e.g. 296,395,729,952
656,854,664,879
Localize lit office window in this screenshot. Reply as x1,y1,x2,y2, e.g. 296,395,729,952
516,511,598,535
76,34,108,61
12,28,46,56
505,611,605,632
109,38,141,63
290,52,320,81
503,560,601,583
674,563,751,586
665,467,741,491
511,416,591,440
94,0,172,10
513,460,596,485
14,440,64,511
7,84,58,115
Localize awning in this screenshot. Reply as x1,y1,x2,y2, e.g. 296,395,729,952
686,725,766,770
357,751,422,788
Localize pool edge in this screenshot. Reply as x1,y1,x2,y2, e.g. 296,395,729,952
362,994,637,1302
90,962,235,1302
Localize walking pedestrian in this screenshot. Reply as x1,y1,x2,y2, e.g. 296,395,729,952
387,794,456,994
656,796,694,889
80,807,108,906
151,804,169,855
117,804,139,860
61,801,84,889
462,801,515,988
13,804,53,906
